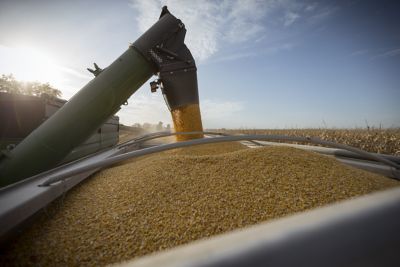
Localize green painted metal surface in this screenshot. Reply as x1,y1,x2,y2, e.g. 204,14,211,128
0,47,153,187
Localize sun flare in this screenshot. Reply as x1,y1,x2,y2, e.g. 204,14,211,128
0,45,64,86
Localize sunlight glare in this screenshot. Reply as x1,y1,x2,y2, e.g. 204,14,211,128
0,45,64,86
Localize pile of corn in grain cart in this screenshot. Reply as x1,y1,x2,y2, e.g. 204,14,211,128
1,143,398,266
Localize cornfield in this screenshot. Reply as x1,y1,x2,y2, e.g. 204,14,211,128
213,128,400,156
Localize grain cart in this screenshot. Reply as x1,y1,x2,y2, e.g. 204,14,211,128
0,92,119,164
1,6,400,267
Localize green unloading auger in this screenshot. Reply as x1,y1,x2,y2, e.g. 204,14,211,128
0,6,203,187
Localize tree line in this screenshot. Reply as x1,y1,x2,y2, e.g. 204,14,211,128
132,122,171,131
0,74,62,98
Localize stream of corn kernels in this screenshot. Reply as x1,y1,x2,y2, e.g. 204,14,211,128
170,104,203,141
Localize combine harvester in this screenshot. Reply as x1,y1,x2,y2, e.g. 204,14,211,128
1,7,400,267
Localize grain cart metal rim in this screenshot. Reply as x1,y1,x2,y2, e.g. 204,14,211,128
37,133,400,186
0,145,122,243
0,132,399,244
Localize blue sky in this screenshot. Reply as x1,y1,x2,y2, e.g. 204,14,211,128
0,0,399,128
